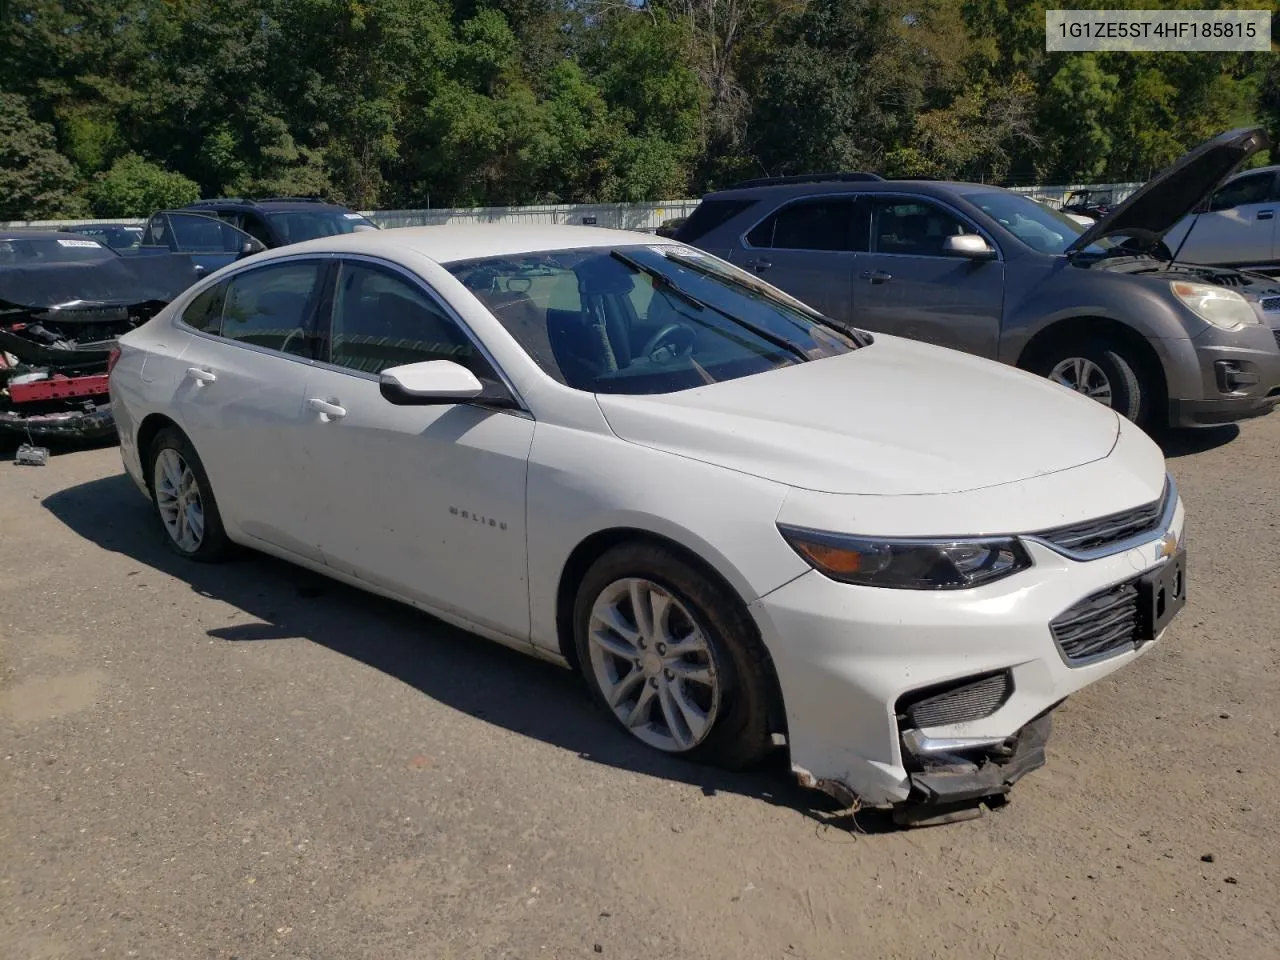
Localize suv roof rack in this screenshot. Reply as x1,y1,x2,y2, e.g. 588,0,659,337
185,197,253,207
255,196,330,204
728,172,885,189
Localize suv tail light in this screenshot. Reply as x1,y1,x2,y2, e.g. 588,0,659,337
106,345,122,375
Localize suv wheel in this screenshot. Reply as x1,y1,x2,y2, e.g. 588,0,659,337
1032,339,1146,423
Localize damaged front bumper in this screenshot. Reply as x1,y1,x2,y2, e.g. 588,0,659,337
750,493,1185,824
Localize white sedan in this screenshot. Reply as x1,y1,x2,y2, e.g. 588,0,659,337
108,225,1187,825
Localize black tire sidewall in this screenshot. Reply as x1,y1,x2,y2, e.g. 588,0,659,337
1035,339,1145,423
572,542,774,769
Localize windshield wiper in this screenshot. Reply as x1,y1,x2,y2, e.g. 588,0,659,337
609,250,810,362
661,251,870,348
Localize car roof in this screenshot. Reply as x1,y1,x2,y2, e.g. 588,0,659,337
249,223,665,265
181,198,360,214
1225,164,1280,178
700,179,1007,202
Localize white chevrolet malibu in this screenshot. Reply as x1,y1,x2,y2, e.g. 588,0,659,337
108,225,1186,825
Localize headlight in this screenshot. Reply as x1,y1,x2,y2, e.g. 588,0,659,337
1170,281,1259,330
777,525,1031,590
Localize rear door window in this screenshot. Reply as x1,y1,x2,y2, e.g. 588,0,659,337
746,198,868,252
219,260,326,356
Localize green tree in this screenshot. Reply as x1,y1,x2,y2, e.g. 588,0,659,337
0,93,83,219
88,153,200,217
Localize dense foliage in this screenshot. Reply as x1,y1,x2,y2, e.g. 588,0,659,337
1,0,1275,218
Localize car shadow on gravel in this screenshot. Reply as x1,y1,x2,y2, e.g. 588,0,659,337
1152,424,1239,458
43,472,894,835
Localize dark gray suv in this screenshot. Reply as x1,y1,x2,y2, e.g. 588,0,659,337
677,128,1280,429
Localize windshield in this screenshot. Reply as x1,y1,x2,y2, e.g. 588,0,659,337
446,244,861,395
266,209,378,243
0,235,116,264
964,191,1119,255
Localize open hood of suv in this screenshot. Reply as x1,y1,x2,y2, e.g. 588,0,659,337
1065,126,1270,255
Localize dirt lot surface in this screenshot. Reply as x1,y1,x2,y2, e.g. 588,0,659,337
2,417,1279,960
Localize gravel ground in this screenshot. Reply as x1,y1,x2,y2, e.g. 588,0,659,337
2,417,1278,960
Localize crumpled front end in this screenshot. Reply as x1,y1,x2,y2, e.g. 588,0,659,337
751,458,1186,825
0,300,163,442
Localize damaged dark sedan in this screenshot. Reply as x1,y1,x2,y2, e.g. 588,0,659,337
0,232,200,442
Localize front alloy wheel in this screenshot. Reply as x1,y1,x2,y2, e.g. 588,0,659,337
587,578,721,753
573,542,778,770
1048,356,1113,406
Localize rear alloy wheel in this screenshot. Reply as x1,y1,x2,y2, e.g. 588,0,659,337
147,427,231,562
573,542,777,769
1033,338,1146,423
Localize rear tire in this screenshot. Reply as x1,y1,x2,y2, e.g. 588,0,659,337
1031,338,1147,424
146,427,232,562
572,542,777,770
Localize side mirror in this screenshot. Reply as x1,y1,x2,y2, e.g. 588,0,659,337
379,360,485,406
237,239,265,259
942,234,997,260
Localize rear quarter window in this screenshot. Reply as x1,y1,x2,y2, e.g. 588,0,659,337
674,199,756,243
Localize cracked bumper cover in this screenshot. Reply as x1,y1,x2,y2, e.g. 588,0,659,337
748,488,1184,810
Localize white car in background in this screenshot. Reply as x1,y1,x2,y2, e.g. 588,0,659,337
1164,164,1280,273
108,225,1187,826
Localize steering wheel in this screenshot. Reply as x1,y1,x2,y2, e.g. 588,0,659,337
279,326,307,356
641,322,695,363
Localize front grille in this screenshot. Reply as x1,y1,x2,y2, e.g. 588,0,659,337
899,671,1013,728
1272,327,1280,349
1050,578,1141,664
1033,482,1168,554
1259,296,1280,312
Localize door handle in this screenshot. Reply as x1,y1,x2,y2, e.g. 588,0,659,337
306,397,347,421
1258,210,1274,220
861,269,893,284
745,258,772,273
186,366,217,384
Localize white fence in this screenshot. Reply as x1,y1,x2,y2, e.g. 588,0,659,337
1,183,1144,231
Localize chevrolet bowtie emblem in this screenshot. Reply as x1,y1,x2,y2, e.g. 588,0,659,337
1158,531,1178,559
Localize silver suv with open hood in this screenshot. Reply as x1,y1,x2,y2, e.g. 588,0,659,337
677,127,1280,430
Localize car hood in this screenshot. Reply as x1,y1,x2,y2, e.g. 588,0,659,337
1066,126,1270,255
595,336,1121,496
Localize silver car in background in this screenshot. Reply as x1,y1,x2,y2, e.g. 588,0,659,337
679,127,1280,430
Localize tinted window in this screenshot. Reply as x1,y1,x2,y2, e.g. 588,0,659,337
746,198,866,252
327,262,489,376
447,245,860,395
182,283,227,334
168,213,248,253
266,210,377,243
240,215,274,247
873,199,975,256
1209,171,1275,211
221,261,323,355
674,199,755,243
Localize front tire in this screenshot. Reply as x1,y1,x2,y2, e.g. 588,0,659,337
146,426,231,562
573,542,777,769
1031,337,1147,424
